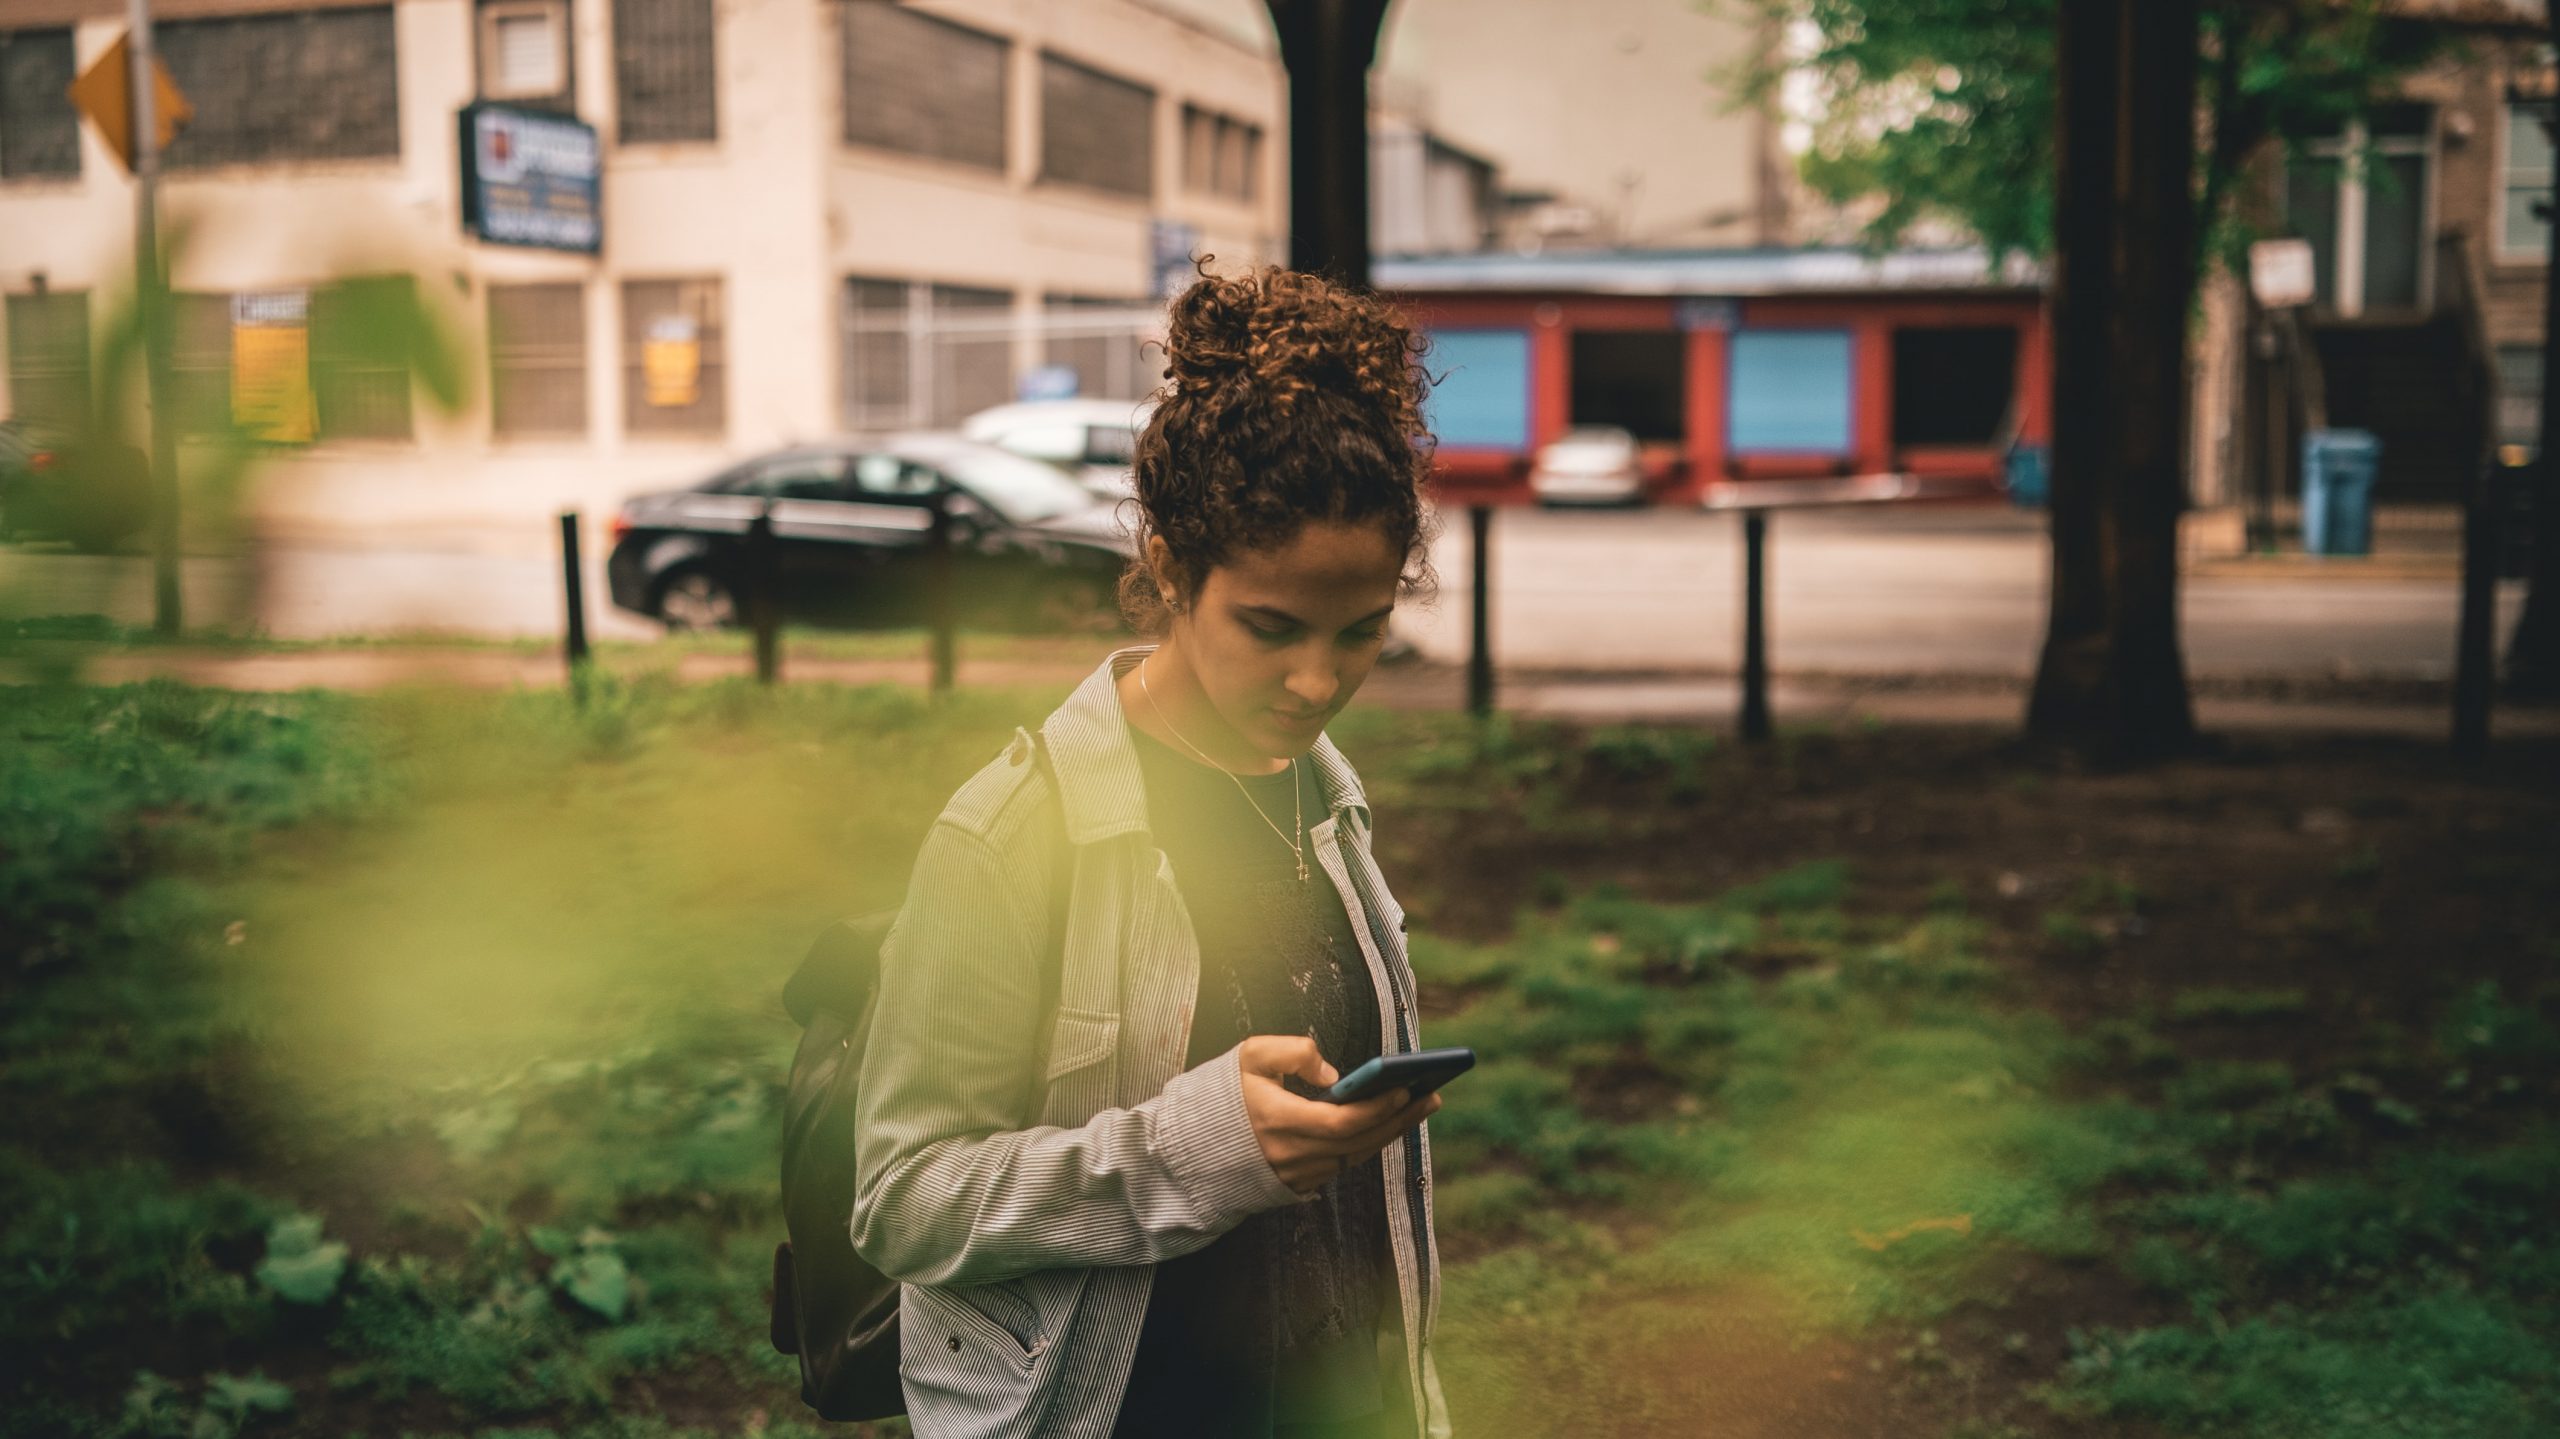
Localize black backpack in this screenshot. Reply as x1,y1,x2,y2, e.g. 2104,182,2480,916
769,731,1071,1421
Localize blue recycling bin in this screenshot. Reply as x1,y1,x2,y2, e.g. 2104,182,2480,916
2004,442,2049,508
2301,428,2381,556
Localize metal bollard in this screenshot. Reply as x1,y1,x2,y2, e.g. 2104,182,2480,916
1740,511,1771,742
748,503,781,685
1467,504,1494,718
928,488,956,699
558,511,590,692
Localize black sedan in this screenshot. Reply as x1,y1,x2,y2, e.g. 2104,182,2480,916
606,434,1137,633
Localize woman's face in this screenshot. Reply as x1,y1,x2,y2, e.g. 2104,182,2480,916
1159,519,1404,759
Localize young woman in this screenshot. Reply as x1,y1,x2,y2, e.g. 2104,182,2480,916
849,265,1454,1439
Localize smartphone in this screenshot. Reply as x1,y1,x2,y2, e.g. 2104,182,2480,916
1321,1046,1476,1105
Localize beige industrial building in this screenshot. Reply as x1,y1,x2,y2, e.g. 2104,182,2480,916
0,0,1288,533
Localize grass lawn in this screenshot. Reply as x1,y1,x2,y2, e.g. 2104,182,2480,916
3,676,2554,1438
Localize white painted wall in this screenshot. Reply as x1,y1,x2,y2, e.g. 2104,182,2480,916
0,0,1287,538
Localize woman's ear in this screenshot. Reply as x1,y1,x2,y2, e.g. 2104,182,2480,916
1145,535,1185,613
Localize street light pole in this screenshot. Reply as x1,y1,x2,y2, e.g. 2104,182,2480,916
128,0,182,635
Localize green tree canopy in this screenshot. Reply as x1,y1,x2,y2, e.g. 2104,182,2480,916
1720,0,2446,272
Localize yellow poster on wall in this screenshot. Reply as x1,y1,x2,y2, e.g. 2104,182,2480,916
642,315,700,408
231,291,314,444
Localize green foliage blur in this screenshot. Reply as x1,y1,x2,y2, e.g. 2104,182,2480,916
1,682,2552,1436
0,228,470,659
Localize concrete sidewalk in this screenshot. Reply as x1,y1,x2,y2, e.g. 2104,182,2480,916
22,644,2555,742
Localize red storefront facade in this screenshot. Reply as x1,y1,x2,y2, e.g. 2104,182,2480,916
1378,248,2051,505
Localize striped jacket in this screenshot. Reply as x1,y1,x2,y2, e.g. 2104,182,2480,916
850,642,1453,1438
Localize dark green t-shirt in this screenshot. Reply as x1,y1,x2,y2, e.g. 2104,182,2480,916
1109,724,1395,1439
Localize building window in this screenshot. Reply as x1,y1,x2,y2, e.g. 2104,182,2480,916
2283,105,2434,314
479,0,573,112
159,9,401,169
2497,343,2541,450
1180,104,1260,203
1042,294,1151,400
930,283,1012,425
310,277,418,442
2502,101,2552,262
0,28,80,180
622,278,725,436
613,0,716,145
841,1,1005,173
838,277,1015,429
842,276,912,430
489,282,589,438
1890,326,2019,447
1040,53,1152,199
170,292,236,436
5,291,89,428
1569,331,1686,442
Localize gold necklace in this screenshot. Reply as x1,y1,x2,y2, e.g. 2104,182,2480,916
1139,655,1308,883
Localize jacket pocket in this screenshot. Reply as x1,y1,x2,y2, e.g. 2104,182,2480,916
909,1278,1044,1360
900,1281,1046,1424
1043,1005,1120,1081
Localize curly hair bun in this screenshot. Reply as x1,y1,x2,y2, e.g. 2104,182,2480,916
1116,259,1441,636
1161,262,1424,427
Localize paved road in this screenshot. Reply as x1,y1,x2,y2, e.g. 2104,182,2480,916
1,504,2523,681
1392,504,2516,681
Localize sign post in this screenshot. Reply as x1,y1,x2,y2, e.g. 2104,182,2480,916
69,9,193,634
2247,238,2317,555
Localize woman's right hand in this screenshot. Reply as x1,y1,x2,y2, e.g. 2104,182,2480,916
1238,1034,1442,1196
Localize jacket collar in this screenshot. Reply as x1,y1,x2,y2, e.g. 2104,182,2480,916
1041,642,1371,847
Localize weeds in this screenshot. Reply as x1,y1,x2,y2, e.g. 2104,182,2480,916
7,681,2553,1438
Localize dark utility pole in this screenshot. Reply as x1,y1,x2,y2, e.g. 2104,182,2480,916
2024,0,2201,760
1265,0,1392,289
131,0,182,635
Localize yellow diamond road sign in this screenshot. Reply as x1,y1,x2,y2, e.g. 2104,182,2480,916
67,31,193,175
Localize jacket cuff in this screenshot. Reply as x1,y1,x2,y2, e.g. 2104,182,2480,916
1152,1040,1316,1224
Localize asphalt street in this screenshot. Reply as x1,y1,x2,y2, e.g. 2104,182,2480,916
0,503,2523,682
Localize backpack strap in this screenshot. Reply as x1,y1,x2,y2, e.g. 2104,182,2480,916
1024,727,1078,1085
781,727,1079,1077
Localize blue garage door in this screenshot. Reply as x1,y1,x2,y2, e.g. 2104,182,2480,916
1730,329,1854,454
1424,328,1533,450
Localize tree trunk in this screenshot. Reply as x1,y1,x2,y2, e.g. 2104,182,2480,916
2025,0,2202,760
1265,0,1393,289
2502,16,2560,702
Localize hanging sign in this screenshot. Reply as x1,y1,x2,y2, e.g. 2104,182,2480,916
231,291,315,444
459,102,602,254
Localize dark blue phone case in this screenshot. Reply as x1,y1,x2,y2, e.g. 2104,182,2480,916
1322,1046,1476,1104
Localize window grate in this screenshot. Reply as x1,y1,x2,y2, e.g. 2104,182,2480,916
170,292,236,436
0,28,79,180
613,0,716,144
1044,293,1151,400
1180,103,1260,203
310,276,416,442
4,291,89,428
158,9,400,170
622,277,725,436
841,2,1004,172
1040,53,1152,199
490,282,589,438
